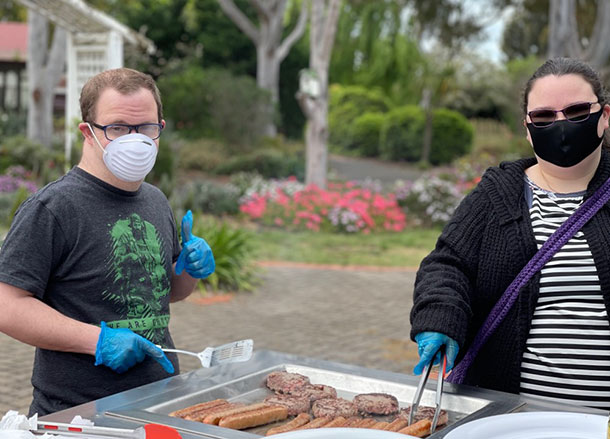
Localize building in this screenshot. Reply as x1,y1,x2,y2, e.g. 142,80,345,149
0,22,28,114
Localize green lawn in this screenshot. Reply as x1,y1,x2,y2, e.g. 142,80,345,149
1,223,441,268
249,227,441,267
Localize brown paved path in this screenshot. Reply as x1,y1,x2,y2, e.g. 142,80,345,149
0,264,419,417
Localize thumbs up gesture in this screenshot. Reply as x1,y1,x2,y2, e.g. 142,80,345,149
175,210,215,279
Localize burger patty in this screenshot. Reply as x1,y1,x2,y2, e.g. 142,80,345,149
266,371,311,394
353,393,399,415
264,394,311,416
312,398,358,418
291,384,337,402
399,406,449,426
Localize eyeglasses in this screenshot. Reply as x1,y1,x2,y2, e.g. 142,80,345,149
88,121,163,140
527,101,599,127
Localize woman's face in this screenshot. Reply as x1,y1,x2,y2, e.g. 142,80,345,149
524,74,610,171
525,73,610,146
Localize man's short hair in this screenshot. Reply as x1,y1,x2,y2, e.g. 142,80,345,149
80,68,163,123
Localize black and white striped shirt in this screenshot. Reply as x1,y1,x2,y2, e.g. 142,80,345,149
519,180,610,409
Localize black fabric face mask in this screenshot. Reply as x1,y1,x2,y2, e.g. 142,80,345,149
526,109,604,167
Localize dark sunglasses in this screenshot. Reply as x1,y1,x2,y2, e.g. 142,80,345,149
527,101,599,127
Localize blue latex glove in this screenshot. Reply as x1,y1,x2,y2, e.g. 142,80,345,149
94,321,174,374
175,210,215,279
413,331,459,376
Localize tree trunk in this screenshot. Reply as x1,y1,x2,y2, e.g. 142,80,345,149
419,87,432,166
582,1,610,68
305,98,328,186
547,0,579,58
256,43,280,137
297,0,341,188
547,0,610,69
218,0,308,137
27,10,66,149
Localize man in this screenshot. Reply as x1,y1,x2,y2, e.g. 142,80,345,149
0,68,215,416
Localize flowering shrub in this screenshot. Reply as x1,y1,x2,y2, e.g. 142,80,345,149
241,175,305,200
0,166,37,194
0,166,38,228
393,169,480,227
239,178,406,233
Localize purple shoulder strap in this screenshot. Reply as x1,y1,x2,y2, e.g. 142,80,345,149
448,177,610,384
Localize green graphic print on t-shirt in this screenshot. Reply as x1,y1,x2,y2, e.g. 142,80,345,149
102,213,170,343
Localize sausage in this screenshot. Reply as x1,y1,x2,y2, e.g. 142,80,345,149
324,416,347,428
397,419,432,437
185,402,244,422
343,416,363,427
385,417,408,431
266,413,311,436
354,418,377,428
219,405,289,430
294,417,332,430
203,402,270,425
371,421,390,430
169,399,228,418
203,403,269,425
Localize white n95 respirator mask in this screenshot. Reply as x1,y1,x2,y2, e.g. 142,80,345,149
88,124,158,182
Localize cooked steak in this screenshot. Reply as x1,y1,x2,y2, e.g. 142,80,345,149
291,384,337,402
398,406,449,426
264,394,311,416
353,393,399,415
266,371,310,394
312,398,358,418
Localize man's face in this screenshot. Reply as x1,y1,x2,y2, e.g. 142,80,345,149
82,87,164,149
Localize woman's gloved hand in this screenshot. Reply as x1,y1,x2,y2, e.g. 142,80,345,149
94,321,174,374
175,210,215,279
414,331,459,375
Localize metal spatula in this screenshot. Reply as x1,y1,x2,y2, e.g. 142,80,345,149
159,339,253,368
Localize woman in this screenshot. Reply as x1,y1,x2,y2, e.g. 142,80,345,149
411,57,610,409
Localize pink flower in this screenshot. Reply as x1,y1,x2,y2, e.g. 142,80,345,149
239,195,266,219
238,177,409,234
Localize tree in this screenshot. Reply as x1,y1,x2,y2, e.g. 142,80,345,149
217,0,309,136
98,0,258,77
500,0,608,68
547,0,610,69
297,0,341,188
417,52,456,166
26,10,66,149
501,0,549,60
330,1,424,106
0,0,26,20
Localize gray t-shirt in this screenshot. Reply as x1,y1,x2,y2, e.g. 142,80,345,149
0,167,181,415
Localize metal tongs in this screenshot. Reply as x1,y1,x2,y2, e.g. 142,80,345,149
409,344,447,435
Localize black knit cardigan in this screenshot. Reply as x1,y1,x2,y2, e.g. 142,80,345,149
410,150,610,394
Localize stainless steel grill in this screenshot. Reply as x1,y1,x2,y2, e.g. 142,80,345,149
42,350,606,438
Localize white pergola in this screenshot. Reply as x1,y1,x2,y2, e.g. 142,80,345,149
16,0,155,163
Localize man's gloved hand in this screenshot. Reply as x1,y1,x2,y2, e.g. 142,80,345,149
413,331,459,375
175,210,215,279
94,321,174,374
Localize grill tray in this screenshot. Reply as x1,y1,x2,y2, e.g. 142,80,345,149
105,350,525,438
